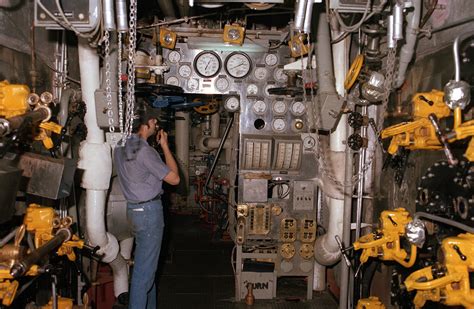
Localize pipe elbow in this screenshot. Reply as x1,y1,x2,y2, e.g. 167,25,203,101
314,235,342,266
94,232,120,263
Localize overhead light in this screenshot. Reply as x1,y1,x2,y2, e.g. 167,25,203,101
223,24,245,45
288,34,308,58
159,28,177,50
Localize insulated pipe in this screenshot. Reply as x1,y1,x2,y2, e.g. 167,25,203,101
78,39,127,297
175,111,190,189
109,255,128,296
58,88,75,127
303,0,314,34
120,237,134,260
294,0,308,31
103,0,116,31
394,0,421,88
115,0,128,32
211,112,220,138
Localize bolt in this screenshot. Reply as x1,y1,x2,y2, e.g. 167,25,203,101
428,173,435,178
78,13,85,20
434,163,439,167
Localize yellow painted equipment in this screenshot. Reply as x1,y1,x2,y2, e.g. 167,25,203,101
41,296,74,309
404,233,474,308
0,266,39,306
159,28,177,50
353,208,417,267
223,24,245,45
288,34,308,58
381,90,448,155
0,81,30,119
345,54,364,90
356,296,386,309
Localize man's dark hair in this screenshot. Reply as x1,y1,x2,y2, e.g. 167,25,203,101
131,105,161,133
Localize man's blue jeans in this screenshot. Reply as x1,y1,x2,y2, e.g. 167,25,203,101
127,199,164,309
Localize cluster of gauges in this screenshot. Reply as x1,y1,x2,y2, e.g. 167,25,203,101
166,50,287,92
252,100,307,133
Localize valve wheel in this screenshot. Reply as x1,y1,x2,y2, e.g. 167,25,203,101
344,54,364,90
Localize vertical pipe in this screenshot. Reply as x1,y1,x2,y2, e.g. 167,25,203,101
115,0,129,32
355,106,368,240
175,111,190,189
387,15,396,49
211,112,220,138
103,0,116,31
294,0,308,31
393,3,404,40
303,0,314,34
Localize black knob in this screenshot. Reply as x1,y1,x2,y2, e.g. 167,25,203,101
348,134,367,151
348,112,366,130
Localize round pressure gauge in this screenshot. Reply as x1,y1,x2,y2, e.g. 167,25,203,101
273,68,288,83
178,64,192,78
254,67,268,81
168,50,181,63
246,84,258,96
265,84,277,96
224,96,240,112
252,100,267,115
272,118,287,132
291,101,306,116
225,52,252,79
272,100,287,115
166,76,179,86
265,53,278,66
215,77,229,92
187,79,199,91
194,51,221,78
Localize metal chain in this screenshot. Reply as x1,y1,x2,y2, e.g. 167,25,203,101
117,32,124,135
104,30,115,136
124,0,138,140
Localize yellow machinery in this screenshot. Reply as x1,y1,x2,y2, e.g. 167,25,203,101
0,204,85,306
404,233,474,308
0,81,30,118
356,296,386,309
353,208,417,267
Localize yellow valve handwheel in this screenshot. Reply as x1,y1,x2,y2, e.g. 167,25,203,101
193,98,219,115
344,54,364,90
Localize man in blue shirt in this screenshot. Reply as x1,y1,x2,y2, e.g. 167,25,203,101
114,112,179,309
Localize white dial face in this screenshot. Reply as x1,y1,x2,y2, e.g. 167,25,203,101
215,77,229,92
168,51,181,63
273,100,287,115
254,67,268,80
265,84,277,96
303,136,316,149
272,118,287,132
252,100,267,115
166,76,179,86
225,53,251,79
194,52,221,77
246,84,258,96
265,54,278,66
274,68,288,82
291,101,306,116
187,79,199,91
178,65,192,78
225,96,240,112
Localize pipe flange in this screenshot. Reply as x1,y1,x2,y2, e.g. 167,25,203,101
33,105,52,122
56,228,72,242
444,80,471,110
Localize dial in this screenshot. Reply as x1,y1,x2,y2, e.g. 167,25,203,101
291,101,306,116
272,100,287,115
265,54,278,66
272,118,287,132
224,96,240,112
166,76,179,86
194,51,221,78
303,136,316,149
187,79,199,91
265,84,277,96
215,77,229,92
273,68,288,82
254,67,268,80
246,84,258,96
168,50,181,63
252,100,267,115
178,65,192,78
225,52,251,79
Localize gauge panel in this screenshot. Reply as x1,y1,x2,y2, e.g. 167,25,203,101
225,52,252,79
194,51,221,78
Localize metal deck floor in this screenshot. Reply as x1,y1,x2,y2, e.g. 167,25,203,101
156,214,338,309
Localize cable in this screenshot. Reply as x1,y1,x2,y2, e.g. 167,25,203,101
332,0,387,33
414,212,474,234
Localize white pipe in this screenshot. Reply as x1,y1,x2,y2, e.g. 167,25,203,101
314,198,344,265
120,237,134,260
211,112,220,138
199,136,231,153
175,111,190,188
78,39,127,297
394,0,421,88
294,0,308,31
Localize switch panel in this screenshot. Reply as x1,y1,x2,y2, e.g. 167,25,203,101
280,218,297,242
300,219,316,243
293,181,314,211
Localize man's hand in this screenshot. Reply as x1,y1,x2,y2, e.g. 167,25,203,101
157,130,169,149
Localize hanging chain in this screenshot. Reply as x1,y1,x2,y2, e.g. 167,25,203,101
380,44,397,131
117,32,124,135
124,0,138,140
104,30,115,135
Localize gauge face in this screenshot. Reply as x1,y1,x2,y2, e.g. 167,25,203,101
215,77,229,92
224,96,240,112
168,50,181,63
246,84,258,96
291,101,306,116
273,100,287,115
265,84,277,96
254,67,268,81
303,136,316,149
274,68,288,83
252,100,267,115
194,51,221,78
178,65,192,78
225,52,251,79
187,79,199,91
265,54,278,66
272,118,287,132
166,76,179,86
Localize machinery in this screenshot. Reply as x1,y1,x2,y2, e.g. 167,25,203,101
0,0,473,308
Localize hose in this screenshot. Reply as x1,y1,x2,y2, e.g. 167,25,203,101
414,212,474,234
